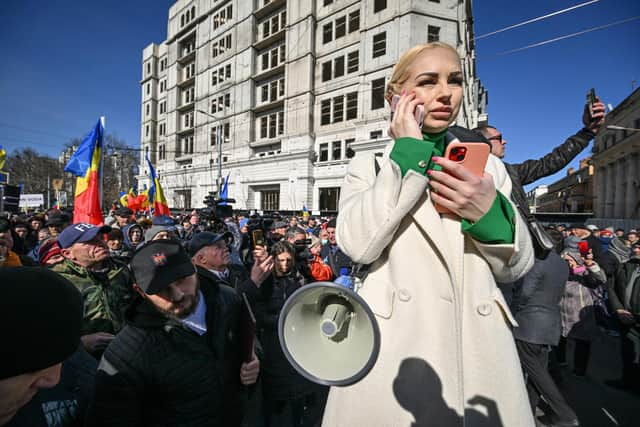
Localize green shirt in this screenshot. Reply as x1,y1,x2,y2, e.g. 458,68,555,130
390,132,515,244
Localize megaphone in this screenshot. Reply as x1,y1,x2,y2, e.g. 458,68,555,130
278,280,380,387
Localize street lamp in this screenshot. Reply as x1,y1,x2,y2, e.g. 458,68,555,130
197,109,225,197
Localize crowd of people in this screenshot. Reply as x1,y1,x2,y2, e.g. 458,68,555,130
0,207,353,427
1,41,639,427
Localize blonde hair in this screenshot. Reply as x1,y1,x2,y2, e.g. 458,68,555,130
385,42,461,103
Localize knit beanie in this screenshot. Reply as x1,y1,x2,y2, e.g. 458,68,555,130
0,267,83,379
38,239,62,266
561,249,584,266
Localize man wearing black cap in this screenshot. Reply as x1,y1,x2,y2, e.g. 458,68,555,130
106,207,134,230
320,218,353,277
51,223,134,357
189,231,274,301
91,240,260,426
0,267,83,426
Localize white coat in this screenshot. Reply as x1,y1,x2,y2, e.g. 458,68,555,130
322,143,535,427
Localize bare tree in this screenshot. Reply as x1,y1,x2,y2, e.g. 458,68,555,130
4,148,64,203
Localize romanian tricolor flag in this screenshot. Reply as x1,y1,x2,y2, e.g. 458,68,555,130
64,118,104,225
145,155,170,216
119,187,135,207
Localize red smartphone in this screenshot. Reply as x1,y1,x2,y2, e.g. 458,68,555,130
390,95,424,129
434,142,491,215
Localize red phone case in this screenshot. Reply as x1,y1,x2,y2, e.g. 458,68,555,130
434,142,491,215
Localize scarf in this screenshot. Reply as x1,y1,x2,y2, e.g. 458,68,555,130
608,237,631,264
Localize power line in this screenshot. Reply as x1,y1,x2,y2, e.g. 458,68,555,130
494,15,640,56
0,122,77,140
475,0,601,40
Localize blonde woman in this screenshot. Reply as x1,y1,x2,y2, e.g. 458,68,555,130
323,42,535,426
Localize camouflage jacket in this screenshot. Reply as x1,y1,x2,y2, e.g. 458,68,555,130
52,258,135,335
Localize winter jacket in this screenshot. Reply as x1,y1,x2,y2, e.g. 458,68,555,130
608,257,640,322
51,259,135,336
253,272,319,401
309,254,333,282
90,271,245,427
512,252,569,346
560,264,606,340
7,347,97,427
506,129,594,218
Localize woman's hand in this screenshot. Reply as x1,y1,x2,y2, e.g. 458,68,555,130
427,156,496,222
388,91,423,140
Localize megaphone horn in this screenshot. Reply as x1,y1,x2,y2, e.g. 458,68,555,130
278,281,381,387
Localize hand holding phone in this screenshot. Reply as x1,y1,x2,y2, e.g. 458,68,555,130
586,88,596,118
389,93,424,140
430,142,492,219
251,229,266,248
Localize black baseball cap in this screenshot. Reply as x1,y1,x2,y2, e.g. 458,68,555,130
187,231,233,257
130,240,196,295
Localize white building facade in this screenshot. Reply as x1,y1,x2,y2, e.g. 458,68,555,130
138,0,486,213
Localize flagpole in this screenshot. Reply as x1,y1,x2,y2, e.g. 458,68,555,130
99,116,106,215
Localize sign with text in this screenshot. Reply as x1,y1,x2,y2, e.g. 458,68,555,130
19,194,45,208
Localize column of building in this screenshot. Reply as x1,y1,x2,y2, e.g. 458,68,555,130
604,163,615,217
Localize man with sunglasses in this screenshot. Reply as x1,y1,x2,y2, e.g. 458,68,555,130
474,98,605,218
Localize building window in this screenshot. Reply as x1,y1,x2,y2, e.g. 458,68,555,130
370,130,383,139
373,32,386,58
374,0,387,13
321,100,331,125
322,62,332,82
371,78,385,110
323,22,333,44
146,83,150,95
319,143,329,162
334,56,345,78
159,101,166,114
346,92,358,120
347,50,359,73
321,92,357,126
333,96,344,123
145,125,149,137
158,123,166,136
332,140,342,160
212,33,232,58
146,62,151,75
428,25,440,42
323,0,333,5
319,187,340,211
257,111,284,139
348,10,360,33
211,123,230,145
335,16,346,39
261,190,280,211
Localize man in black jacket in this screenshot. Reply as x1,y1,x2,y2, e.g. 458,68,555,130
474,96,605,231
511,231,579,426
90,240,260,426
605,243,640,393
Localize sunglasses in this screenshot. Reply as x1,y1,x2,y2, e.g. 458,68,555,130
487,134,503,142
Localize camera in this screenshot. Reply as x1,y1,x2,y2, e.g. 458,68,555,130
198,193,235,232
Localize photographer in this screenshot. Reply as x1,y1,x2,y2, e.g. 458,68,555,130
285,226,313,282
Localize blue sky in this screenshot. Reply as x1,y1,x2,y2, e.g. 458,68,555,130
0,0,638,189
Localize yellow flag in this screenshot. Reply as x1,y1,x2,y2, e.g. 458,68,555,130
0,146,6,170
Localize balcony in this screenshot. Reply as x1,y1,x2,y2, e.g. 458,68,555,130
254,0,286,20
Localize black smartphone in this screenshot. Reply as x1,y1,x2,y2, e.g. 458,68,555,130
586,88,596,117
251,229,265,247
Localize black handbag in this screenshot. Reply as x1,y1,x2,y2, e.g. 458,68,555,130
517,207,554,260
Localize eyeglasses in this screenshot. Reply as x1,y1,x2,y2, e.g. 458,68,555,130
487,134,503,142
